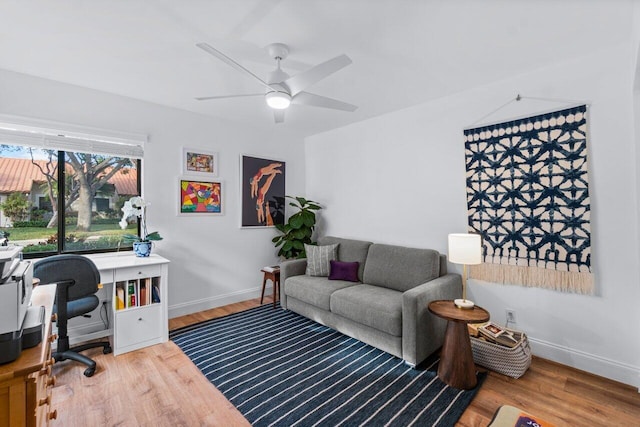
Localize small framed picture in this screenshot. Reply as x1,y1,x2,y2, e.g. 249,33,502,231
178,177,223,215
182,147,218,177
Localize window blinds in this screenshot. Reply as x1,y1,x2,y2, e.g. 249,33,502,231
0,114,146,158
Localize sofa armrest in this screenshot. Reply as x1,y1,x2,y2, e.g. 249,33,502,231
401,273,462,366
279,258,307,310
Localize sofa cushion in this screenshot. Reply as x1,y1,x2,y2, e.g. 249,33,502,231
318,236,373,281
328,260,359,282
285,275,357,311
305,243,338,276
330,285,403,336
363,244,441,292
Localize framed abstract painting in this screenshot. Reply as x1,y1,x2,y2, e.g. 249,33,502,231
240,155,285,228
182,147,218,177
179,177,223,215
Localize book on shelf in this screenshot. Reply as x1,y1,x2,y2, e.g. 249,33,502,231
127,280,137,308
139,279,150,307
116,278,155,309
262,265,280,273
151,284,160,304
116,284,125,310
139,282,146,307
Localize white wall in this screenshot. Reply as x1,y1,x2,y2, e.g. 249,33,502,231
306,43,640,387
632,0,640,390
0,69,306,317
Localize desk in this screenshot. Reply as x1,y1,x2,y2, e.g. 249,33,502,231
428,300,490,389
85,253,170,356
0,284,57,426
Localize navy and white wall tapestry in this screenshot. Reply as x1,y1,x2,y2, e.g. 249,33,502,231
463,105,593,294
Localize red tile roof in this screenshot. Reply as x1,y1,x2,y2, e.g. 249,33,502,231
0,157,48,193
109,167,138,195
0,157,137,195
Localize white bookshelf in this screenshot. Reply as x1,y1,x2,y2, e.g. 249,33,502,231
86,253,169,356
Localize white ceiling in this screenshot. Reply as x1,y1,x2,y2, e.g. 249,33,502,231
0,0,632,138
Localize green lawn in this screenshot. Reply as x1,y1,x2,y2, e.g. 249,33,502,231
1,224,136,242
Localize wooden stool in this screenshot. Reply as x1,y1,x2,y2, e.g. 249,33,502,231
260,269,281,307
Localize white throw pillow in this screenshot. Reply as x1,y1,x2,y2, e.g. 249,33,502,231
305,243,339,277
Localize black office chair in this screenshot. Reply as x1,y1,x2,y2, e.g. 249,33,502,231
34,254,112,377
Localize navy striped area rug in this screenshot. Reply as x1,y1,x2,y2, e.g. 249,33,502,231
170,304,484,427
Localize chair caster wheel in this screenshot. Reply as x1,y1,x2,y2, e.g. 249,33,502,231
84,367,95,377
103,346,112,354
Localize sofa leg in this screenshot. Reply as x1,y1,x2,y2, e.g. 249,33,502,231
404,360,416,369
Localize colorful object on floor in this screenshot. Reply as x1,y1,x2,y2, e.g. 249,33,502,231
488,405,556,427
463,105,593,294
170,304,486,427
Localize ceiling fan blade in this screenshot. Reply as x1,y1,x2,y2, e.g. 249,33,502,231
284,54,352,96
196,42,274,91
195,93,263,101
274,110,285,123
292,92,358,112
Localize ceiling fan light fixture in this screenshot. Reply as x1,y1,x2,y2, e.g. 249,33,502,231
196,42,357,122
265,91,291,109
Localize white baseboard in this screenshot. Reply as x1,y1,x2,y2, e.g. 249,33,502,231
168,287,265,319
529,337,640,390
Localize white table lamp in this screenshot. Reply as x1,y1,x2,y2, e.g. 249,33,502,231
448,233,482,309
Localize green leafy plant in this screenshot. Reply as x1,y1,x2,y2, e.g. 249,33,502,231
272,196,322,259
0,192,30,222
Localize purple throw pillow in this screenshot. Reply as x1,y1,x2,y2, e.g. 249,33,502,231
328,260,359,282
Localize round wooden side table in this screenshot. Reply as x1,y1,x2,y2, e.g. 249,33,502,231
428,300,490,390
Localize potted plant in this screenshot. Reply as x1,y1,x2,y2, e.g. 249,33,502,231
272,196,322,259
119,196,163,257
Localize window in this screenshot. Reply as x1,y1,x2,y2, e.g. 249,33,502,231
95,198,110,212
0,115,146,258
38,196,52,211
0,144,140,256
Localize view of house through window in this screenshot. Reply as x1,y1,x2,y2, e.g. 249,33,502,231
0,143,140,256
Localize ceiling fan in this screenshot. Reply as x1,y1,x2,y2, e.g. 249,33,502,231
195,42,357,123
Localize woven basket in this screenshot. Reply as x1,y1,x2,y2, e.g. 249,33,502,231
470,332,532,379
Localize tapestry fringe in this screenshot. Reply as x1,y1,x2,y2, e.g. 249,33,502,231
469,263,594,295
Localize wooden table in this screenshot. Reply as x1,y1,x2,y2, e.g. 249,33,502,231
260,268,280,308
0,284,57,426
428,300,490,389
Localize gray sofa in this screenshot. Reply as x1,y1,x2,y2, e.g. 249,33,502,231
280,236,462,367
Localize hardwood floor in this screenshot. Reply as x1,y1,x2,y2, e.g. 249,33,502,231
50,336,249,426
51,297,640,426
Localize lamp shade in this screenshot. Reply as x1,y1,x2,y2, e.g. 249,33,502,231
448,233,482,265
